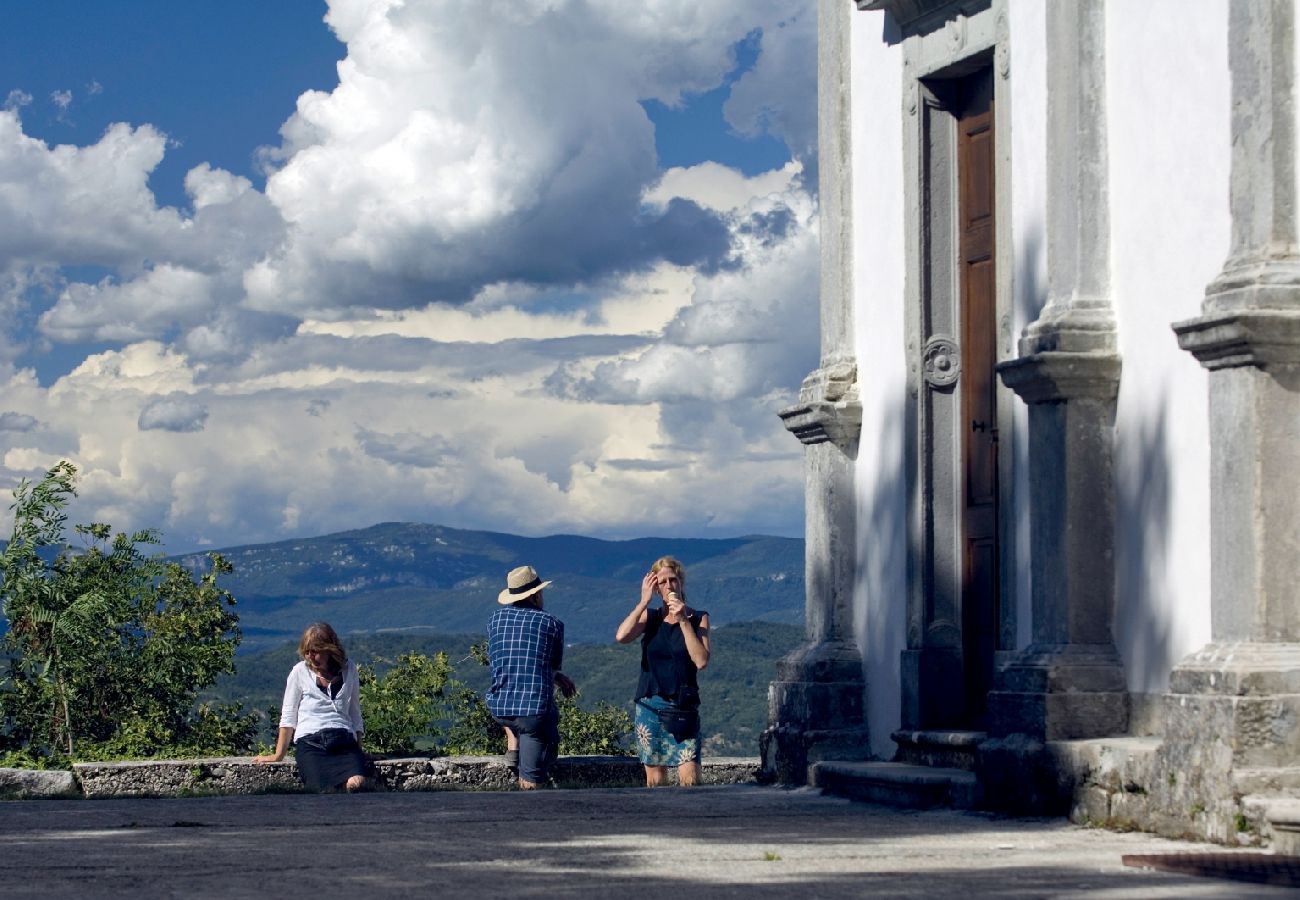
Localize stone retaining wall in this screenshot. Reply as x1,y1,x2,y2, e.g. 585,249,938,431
0,756,762,800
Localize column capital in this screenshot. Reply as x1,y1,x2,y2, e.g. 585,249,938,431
996,351,1120,405
779,359,862,454
1173,309,1300,370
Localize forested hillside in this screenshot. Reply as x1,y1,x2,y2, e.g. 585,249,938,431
175,522,804,649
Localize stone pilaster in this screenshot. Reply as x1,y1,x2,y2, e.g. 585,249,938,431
987,0,1128,741
1164,0,1300,837
761,0,870,784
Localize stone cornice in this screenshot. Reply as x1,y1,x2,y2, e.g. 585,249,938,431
1173,310,1300,370
996,351,1121,405
779,359,862,454
856,0,988,32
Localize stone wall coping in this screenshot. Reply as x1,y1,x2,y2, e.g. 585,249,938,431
2,756,763,800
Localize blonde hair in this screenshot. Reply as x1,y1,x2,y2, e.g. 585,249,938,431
650,556,686,583
298,622,348,675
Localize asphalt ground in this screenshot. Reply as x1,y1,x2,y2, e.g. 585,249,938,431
1,785,1296,898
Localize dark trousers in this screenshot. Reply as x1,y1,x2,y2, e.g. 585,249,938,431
495,706,559,785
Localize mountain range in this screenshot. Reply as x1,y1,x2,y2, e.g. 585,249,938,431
176,522,806,650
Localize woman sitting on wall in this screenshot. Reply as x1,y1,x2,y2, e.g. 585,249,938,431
255,622,370,792
614,556,710,786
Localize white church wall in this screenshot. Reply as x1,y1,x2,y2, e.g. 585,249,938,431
849,8,908,761
843,0,1226,751
1106,0,1226,694
1006,0,1047,651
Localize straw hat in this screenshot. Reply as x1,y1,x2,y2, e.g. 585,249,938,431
497,564,552,604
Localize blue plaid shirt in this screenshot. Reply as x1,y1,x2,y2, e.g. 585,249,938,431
485,605,565,717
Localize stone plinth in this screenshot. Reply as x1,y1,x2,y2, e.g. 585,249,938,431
992,350,1128,741
761,640,871,784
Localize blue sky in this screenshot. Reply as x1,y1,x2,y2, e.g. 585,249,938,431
0,0,817,553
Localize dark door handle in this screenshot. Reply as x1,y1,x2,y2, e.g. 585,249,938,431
971,420,987,432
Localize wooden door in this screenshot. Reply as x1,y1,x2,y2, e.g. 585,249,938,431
957,73,998,727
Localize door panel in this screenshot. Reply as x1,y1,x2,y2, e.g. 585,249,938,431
957,72,999,727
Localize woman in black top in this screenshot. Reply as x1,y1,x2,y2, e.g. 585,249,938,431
615,556,710,786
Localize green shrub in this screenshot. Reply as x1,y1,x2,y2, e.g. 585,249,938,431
357,652,453,755
0,462,253,763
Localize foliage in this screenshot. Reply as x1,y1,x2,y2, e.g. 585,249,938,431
357,652,453,755
442,643,504,754
0,462,254,764
442,681,506,755
556,693,632,756
358,640,633,757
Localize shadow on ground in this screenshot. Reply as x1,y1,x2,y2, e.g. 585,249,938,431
0,785,1288,898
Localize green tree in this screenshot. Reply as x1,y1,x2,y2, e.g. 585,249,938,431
0,462,254,763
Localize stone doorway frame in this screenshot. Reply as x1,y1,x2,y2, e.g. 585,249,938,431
887,0,1018,731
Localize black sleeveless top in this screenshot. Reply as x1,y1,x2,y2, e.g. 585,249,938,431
635,606,706,706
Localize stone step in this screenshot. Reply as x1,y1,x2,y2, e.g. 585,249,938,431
1243,795,1300,855
1234,767,1300,796
811,760,981,809
891,729,987,771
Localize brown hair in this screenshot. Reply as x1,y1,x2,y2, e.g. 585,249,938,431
298,622,348,676
650,556,686,583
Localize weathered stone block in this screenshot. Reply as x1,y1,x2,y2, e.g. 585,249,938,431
0,767,78,799
761,725,872,786
1069,785,1110,826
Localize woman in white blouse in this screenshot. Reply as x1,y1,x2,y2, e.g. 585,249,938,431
255,622,370,791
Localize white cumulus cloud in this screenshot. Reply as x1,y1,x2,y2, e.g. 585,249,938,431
0,0,818,552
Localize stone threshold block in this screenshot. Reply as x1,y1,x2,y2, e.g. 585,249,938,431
0,755,763,800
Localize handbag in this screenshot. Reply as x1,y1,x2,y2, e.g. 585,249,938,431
637,691,700,742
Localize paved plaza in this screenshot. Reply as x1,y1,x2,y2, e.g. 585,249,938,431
1,785,1295,898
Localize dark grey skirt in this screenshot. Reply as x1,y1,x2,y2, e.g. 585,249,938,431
294,729,368,791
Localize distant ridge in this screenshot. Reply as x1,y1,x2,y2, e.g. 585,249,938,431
177,522,805,649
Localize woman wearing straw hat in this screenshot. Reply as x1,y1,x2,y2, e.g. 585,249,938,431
255,622,371,792
614,556,710,787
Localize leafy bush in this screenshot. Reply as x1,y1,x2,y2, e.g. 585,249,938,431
355,642,632,757
357,652,453,755
0,462,255,764
557,694,632,756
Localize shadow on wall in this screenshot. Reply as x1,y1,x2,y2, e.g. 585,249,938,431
1015,222,1046,334
857,392,908,761
1114,401,1175,702
1010,220,1045,646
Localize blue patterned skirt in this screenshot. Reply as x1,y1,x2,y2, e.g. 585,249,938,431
634,695,701,767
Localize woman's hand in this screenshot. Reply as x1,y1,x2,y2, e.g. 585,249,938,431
255,726,294,764
665,590,687,621
616,575,656,643
640,571,657,606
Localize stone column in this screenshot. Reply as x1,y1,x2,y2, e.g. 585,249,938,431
1165,0,1300,838
761,0,871,784
987,0,1128,741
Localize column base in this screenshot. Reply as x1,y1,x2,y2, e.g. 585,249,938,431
988,644,1129,740
1144,644,1300,841
761,639,870,784
1167,642,1300,769
901,648,964,729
